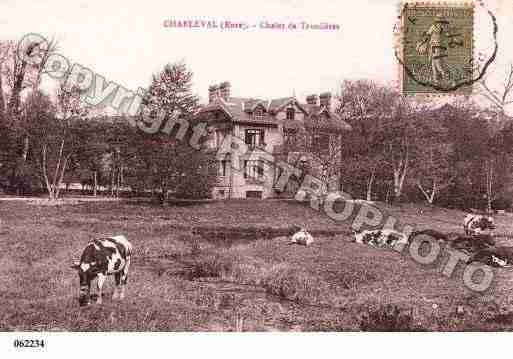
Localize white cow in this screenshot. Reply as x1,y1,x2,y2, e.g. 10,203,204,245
290,229,314,246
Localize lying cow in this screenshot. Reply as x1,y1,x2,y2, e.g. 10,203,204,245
467,246,513,268
449,234,496,255
352,229,408,248
463,214,495,236
290,228,314,246
71,235,132,306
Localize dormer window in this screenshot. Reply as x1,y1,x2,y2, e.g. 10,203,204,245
254,107,264,120
286,107,295,120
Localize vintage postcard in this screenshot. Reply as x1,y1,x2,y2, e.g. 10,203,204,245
0,0,513,358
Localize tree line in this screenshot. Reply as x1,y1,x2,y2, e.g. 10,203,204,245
336,80,513,211
0,38,216,201
0,37,512,210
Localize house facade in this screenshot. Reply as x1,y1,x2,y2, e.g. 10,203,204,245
196,82,351,199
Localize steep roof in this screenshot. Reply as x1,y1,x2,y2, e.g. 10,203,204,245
198,96,351,131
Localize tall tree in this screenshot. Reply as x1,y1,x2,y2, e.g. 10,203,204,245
128,62,216,202
0,37,58,193
337,80,396,200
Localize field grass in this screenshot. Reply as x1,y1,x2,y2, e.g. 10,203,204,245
1,198,513,331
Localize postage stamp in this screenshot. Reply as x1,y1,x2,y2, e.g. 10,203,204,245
397,1,474,95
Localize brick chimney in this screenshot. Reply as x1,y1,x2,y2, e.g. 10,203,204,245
306,94,318,106
208,84,219,103
319,92,332,109
219,81,231,101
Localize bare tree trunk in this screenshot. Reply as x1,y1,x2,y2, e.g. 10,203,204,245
417,181,437,205
51,138,65,193
21,136,29,161
54,155,70,199
93,171,97,197
366,167,376,201
110,169,115,197
41,145,54,200
486,160,494,213
393,147,409,200
120,166,124,194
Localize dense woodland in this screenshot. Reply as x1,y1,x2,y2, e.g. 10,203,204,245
0,38,513,210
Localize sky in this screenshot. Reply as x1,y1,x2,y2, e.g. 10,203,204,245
1,0,512,111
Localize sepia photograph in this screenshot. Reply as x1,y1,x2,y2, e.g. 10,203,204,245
1,0,513,357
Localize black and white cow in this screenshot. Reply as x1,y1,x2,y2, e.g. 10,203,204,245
71,235,132,306
467,246,513,268
352,229,409,248
450,234,496,255
463,214,495,236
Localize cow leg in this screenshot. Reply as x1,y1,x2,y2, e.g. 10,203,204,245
113,273,121,300
119,259,130,300
79,282,91,306
96,273,106,304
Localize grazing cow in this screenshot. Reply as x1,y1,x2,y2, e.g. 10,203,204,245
352,229,408,248
71,235,132,306
290,228,314,246
467,246,513,268
463,214,495,236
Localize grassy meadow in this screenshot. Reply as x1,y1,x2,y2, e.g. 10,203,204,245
1,198,513,331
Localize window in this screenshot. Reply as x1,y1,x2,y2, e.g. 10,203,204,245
286,107,295,120
254,107,264,120
244,160,265,181
244,129,265,148
218,160,228,177
284,130,298,148
312,132,330,153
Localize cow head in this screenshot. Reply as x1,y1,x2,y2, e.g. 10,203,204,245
483,216,496,230
71,259,98,306
474,216,495,234
352,228,364,243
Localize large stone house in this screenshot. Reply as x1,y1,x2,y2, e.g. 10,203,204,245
196,81,351,199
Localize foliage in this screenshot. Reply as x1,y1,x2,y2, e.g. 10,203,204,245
28,85,89,200
359,304,418,331
125,62,216,201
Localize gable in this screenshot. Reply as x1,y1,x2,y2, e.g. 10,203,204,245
274,98,308,115
253,102,267,113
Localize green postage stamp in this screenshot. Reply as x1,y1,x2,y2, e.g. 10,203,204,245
398,2,474,95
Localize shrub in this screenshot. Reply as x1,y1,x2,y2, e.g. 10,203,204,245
262,266,333,305
189,251,236,279
359,304,420,331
